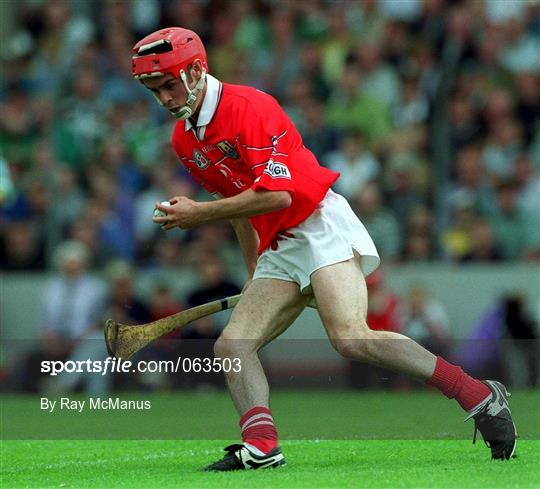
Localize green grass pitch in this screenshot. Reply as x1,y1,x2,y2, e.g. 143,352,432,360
2,390,539,488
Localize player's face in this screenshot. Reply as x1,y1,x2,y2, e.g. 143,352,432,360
142,74,194,117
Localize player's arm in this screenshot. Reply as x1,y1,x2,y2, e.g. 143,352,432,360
153,188,291,230
230,217,259,278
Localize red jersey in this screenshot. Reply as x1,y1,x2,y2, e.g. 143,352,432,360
171,75,339,254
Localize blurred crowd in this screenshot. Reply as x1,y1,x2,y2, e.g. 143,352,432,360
1,1,540,392
1,0,539,276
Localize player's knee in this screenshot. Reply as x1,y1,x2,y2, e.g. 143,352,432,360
332,338,361,359
214,336,235,359
329,321,375,360
214,333,256,358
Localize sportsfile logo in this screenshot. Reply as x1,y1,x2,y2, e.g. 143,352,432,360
40,357,242,376
264,161,291,179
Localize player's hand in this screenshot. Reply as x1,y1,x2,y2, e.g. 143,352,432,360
153,196,202,230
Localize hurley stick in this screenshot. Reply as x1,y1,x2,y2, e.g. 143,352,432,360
104,294,242,360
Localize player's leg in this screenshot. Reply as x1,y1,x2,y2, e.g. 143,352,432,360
312,257,437,378
311,256,517,460
206,277,310,471
214,277,309,413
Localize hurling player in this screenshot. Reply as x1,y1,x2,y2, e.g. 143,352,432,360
131,27,516,470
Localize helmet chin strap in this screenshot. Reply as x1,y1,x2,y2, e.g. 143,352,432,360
151,92,164,106
174,68,207,121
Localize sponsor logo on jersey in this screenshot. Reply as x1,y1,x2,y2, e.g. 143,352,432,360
216,140,239,159
193,150,210,169
263,161,291,179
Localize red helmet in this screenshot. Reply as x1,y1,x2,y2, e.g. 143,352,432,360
132,27,208,80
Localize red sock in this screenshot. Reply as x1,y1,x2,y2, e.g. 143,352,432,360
240,406,278,454
427,356,492,412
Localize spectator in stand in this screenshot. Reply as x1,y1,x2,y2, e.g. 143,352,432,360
326,60,393,148
473,33,512,92
205,10,241,84
0,219,45,270
383,20,412,68
105,260,150,326
456,293,538,387
402,285,451,356
69,217,108,269
298,98,339,160
502,295,538,388
319,6,353,86
354,40,401,109
149,283,183,322
404,234,434,262
384,152,428,238
323,131,380,200
0,156,15,205
231,0,266,56
187,252,241,331
152,237,186,269
392,75,430,130
461,218,503,263
403,206,434,262
441,199,478,262
0,85,48,168
349,0,386,41
249,7,301,99
448,95,481,156
100,30,146,106
500,16,540,74
21,176,49,235
353,182,401,262
41,240,106,339
85,169,136,261
444,144,494,227
297,42,331,102
514,72,540,145
48,166,86,240
414,0,447,47
187,222,241,274
21,240,106,392
488,181,540,260
163,0,208,46
54,66,108,168
409,41,441,103
101,139,146,196
294,1,329,42
514,154,540,217
482,89,516,131
281,75,315,131
481,119,524,182
365,269,402,333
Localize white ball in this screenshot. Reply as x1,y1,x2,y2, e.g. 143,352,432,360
153,201,171,218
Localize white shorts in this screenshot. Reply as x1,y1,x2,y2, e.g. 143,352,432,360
253,189,380,294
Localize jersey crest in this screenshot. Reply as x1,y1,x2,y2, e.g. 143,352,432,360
216,140,239,159
193,150,210,169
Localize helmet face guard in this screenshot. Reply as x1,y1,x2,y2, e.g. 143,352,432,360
132,28,208,120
